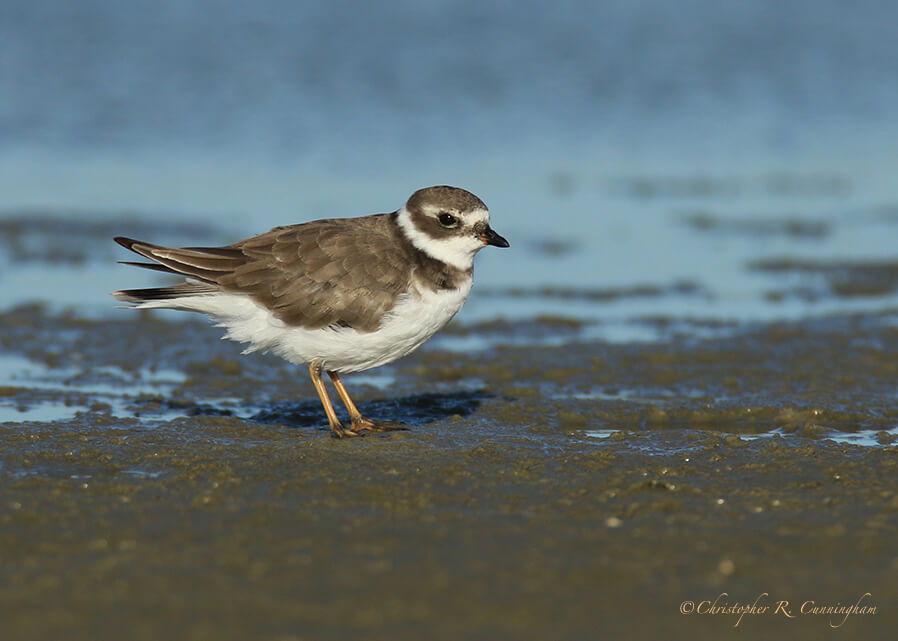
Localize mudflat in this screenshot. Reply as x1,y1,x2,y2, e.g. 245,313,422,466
1,305,895,640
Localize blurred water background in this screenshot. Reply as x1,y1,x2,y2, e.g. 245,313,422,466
2,0,897,334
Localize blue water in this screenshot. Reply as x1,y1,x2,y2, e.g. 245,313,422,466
2,0,898,328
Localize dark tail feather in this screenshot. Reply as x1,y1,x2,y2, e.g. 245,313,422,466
112,281,219,304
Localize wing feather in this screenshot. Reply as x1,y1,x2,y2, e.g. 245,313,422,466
115,215,411,332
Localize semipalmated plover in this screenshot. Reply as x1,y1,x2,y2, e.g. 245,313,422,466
113,185,509,437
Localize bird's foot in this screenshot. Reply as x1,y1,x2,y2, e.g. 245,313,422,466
350,417,408,433
328,418,407,438
328,421,362,438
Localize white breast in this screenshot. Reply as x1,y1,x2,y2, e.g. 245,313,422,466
170,277,474,373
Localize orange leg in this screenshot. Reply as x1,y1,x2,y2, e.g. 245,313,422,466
309,361,358,438
327,370,407,433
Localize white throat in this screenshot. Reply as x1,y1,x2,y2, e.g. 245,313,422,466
396,206,485,271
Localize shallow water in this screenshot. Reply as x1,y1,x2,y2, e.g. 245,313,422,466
2,1,897,639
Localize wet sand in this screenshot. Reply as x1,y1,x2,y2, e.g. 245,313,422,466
1,305,896,640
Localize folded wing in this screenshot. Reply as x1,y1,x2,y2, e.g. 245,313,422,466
113,215,411,332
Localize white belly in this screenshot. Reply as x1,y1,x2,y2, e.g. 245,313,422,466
168,279,473,373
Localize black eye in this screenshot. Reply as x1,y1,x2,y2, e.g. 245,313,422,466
438,213,457,227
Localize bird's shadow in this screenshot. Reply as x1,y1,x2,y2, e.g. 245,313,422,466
251,388,494,431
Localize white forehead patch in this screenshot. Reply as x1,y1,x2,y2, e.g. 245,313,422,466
396,206,488,271
462,207,490,226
